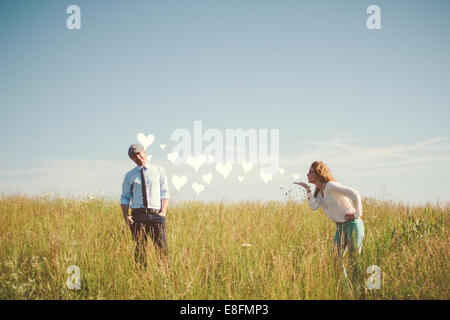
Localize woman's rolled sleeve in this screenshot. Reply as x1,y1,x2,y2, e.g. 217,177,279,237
307,190,321,210
328,183,362,218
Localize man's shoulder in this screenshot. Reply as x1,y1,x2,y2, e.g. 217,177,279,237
124,166,139,177
147,163,166,173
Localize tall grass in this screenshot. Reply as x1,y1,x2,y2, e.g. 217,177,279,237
0,195,448,299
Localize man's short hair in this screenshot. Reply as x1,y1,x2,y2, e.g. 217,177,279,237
128,144,144,158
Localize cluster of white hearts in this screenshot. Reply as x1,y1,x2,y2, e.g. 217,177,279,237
137,133,301,195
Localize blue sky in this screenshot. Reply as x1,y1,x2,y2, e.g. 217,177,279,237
1,0,449,205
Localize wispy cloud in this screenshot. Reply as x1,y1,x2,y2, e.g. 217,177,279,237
0,159,132,197
282,137,450,176
1,137,449,204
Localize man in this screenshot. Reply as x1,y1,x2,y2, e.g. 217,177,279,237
120,143,170,266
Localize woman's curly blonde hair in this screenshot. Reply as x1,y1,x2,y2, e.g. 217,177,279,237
311,161,336,198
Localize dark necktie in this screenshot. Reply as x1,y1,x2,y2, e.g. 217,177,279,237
140,167,148,208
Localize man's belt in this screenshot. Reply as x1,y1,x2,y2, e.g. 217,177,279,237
131,208,161,215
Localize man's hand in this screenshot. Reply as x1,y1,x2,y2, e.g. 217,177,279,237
121,204,133,225
159,198,169,217
124,215,134,225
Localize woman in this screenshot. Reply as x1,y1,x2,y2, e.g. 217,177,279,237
294,161,365,277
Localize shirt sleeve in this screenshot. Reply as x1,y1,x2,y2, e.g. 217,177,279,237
160,167,170,200
327,182,363,218
120,173,132,205
307,190,321,210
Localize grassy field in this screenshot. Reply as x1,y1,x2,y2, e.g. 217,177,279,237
0,194,448,299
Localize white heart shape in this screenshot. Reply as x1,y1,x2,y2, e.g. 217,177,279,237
238,176,244,183
260,171,273,184
242,161,253,174
206,155,215,164
167,152,179,164
292,174,299,180
186,155,206,172
202,173,212,185
216,162,232,179
137,133,155,150
171,175,187,191
160,144,166,150
192,182,205,195
279,168,285,175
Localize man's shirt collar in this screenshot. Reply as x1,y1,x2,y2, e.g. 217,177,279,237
137,163,150,170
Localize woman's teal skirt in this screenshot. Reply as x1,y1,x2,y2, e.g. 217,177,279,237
333,218,365,255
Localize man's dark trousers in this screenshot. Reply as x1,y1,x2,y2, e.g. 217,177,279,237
129,212,168,266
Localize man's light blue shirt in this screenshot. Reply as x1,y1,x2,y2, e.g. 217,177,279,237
120,163,170,210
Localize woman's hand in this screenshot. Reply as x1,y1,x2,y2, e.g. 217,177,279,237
293,182,311,193
344,212,355,222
